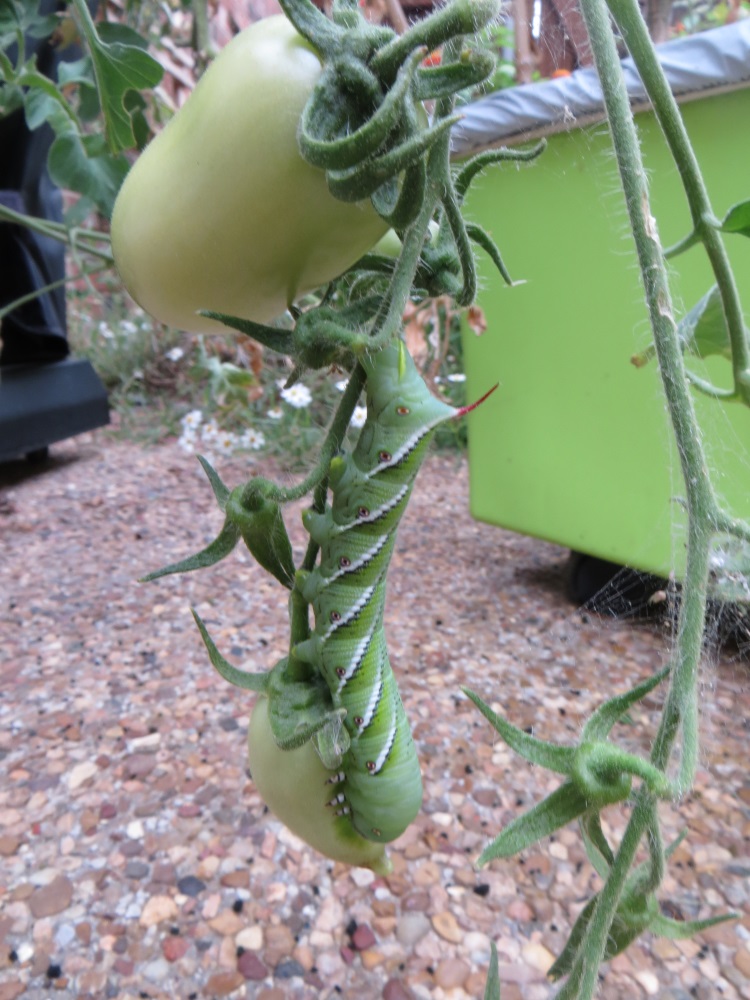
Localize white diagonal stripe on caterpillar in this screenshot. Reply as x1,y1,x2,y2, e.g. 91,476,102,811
350,656,384,731
326,480,411,533
366,426,435,476
368,715,398,776
321,581,377,639
325,531,391,585
335,627,377,693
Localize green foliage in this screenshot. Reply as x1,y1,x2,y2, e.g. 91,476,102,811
0,0,161,219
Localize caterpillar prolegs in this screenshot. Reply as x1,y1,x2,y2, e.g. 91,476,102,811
295,341,461,844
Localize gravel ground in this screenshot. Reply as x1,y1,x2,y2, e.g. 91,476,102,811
1,430,749,1000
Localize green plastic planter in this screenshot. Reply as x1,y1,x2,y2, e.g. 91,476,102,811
456,23,750,581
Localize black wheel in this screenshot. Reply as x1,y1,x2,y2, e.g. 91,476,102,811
25,446,49,465
566,551,668,618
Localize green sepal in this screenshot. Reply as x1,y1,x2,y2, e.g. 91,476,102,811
370,0,500,81
547,895,597,982
265,660,345,751
226,480,296,589
191,609,269,691
477,782,589,866
582,666,669,741
579,812,615,877
197,311,295,357
276,0,342,56
326,114,459,203
139,520,240,582
195,454,230,509
650,910,739,939
466,223,514,287
572,741,671,803
453,140,546,203
414,49,497,102
299,47,424,171
462,687,575,775
371,160,426,230
548,891,658,982
483,941,501,1000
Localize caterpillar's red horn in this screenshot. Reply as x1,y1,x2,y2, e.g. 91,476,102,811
455,382,499,418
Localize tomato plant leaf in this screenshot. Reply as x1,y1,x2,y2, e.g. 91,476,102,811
191,610,269,692
70,0,162,153
720,199,750,238
47,130,129,217
676,285,733,360
463,686,575,774
483,942,501,1000
477,782,589,865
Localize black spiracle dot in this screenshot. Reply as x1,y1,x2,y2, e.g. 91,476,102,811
357,506,370,519
330,610,341,623
396,405,409,415
353,716,364,727
366,761,376,772
378,451,392,462
336,667,346,678
339,556,351,568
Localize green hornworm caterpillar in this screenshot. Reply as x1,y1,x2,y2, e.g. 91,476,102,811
294,341,491,845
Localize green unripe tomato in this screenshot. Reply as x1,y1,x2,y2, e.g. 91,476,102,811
111,16,388,334
247,695,392,874
371,220,440,259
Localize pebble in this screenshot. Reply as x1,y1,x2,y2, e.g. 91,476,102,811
434,957,471,989
236,925,264,951
65,761,98,790
431,911,464,944
162,934,190,961
205,971,245,996
177,874,206,897
124,860,150,880
397,913,431,947
238,950,267,980
139,895,178,927
351,923,377,951
28,876,73,918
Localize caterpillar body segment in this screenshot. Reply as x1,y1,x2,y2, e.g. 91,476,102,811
296,342,459,843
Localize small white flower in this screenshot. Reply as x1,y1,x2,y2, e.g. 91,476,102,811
181,409,203,431
350,405,367,429
98,322,114,341
446,372,467,383
280,383,313,409
165,346,184,362
266,408,283,421
132,368,144,381
335,379,349,392
241,429,266,451
178,431,197,453
201,419,220,442
215,431,238,455
121,320,138,335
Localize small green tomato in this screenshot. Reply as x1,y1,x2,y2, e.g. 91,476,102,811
247,695,392,874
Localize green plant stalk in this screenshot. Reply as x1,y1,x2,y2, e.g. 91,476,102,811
271,361,368,509
0,203,113,257
557,790,652,999
567,0,719,993
0,266,111,323
607,0,750,403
